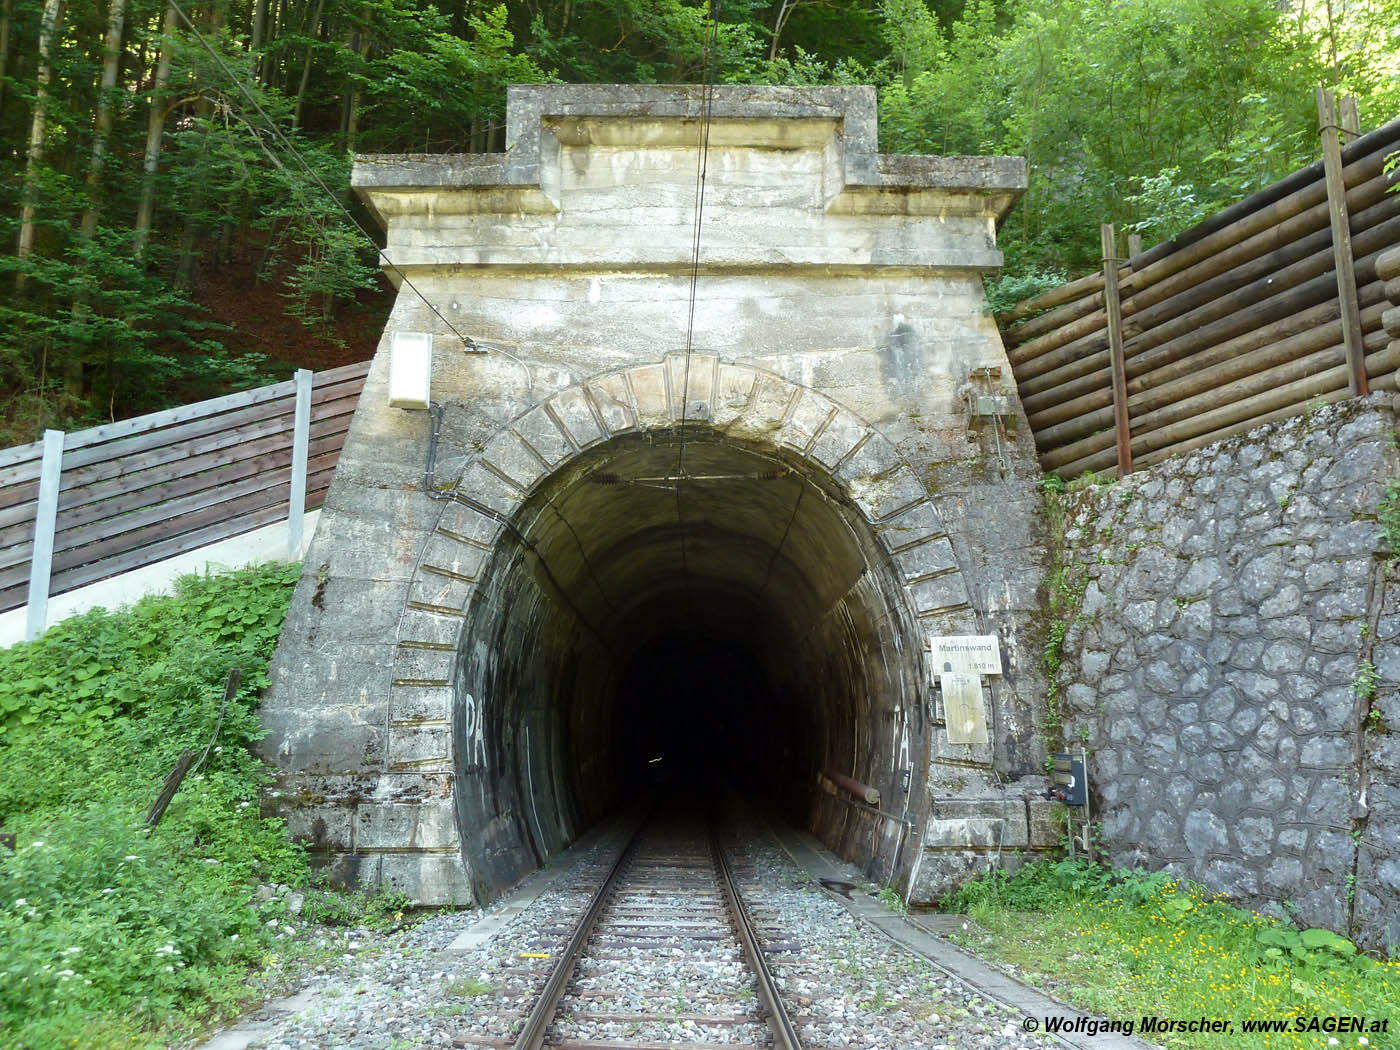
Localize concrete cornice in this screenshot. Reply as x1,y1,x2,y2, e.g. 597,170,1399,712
351,84,1025,275
353,84,1026,218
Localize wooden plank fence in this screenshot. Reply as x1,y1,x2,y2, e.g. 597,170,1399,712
0,360,370,631
999,91,1400,479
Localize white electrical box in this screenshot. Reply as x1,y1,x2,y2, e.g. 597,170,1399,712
389,332,432,410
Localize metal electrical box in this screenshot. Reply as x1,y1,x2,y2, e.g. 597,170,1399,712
972,394,1012,419
1052,752,1087,806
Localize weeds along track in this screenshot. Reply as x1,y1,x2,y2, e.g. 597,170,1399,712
451,803,808,1050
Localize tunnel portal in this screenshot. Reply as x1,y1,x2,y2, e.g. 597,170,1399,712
257,84,1064,908
454,429,926,897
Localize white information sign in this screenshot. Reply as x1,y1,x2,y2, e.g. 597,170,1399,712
940,672,989,745
927,634,1003,676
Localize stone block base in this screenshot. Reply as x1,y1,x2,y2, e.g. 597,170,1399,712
907,782,1063,904
267,772,475,906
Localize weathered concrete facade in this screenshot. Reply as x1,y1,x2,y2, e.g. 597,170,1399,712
258,85,1060,905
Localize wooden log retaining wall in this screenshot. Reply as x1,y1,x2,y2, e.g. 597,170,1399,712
1001,92,1400,479
0,360,369,621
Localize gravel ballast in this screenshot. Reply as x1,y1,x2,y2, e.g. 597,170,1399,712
200,813,1064,1050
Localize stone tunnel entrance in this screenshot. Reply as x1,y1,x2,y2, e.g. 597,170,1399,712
453,427,927,898
257,84,1063,908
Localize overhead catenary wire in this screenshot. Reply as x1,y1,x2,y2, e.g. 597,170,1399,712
161,0,533,401
678,0,721,439
673,0,721,595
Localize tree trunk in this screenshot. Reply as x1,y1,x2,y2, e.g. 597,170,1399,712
291,0,326,131
265,0,287,86
0,0,15,117
79,0,130,241
251,0,269,53
770,0,800,61
16,0,64,287
251,0,271,85
176,0,229,288
341,9,370,150
134,1,178,258
65,0,130,398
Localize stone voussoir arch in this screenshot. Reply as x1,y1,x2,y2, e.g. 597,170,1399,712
381,353,978,778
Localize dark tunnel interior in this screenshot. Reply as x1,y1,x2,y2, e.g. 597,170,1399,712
611,637,793,797
452,428,928,899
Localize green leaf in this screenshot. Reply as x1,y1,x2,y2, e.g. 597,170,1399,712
1299,928,1356,956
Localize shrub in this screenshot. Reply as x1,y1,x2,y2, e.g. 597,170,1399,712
0,563,308,1049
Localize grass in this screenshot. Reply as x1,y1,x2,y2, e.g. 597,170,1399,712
943,859,1400,1049
443,976,497,998
0,562,415,1050
877,885,908,914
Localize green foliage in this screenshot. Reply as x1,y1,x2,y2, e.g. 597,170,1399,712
1255,925,1358,961
1352,660,1379,703
355,3,550,151
982,265,1068,317
299,884,418,933
1064,470,1106,494
4,0,1399,436
1379,480,1400,561
1123,166,1217,246
0,562,296,743
0,220,259,428
444,976,497,998
0,563,307,1049
943,858,1399,1049
872,0,1392,276
876,885,908,914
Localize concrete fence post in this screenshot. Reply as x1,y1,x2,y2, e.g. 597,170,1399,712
25,428,64,641
287,368,312,560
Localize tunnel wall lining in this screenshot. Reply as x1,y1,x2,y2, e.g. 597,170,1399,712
387,356,986,898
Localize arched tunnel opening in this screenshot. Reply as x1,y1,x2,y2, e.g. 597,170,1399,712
453,427,929,900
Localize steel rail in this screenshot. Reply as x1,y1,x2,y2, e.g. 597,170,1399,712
711,825,805,1050
508,821,645,1050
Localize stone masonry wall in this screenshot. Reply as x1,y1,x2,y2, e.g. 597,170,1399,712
1051,394,1400,952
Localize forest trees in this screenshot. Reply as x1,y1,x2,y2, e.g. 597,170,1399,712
878,0,1399,272
0,0,546,440
0,0,1396,441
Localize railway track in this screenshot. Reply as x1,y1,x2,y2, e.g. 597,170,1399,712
457,806,805,1050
